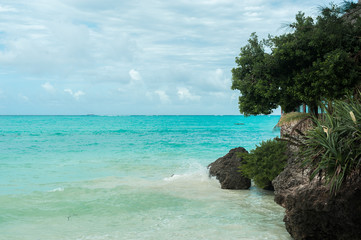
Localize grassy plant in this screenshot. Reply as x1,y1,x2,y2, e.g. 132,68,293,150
277,112,310,127
239,139,288,189
302,96,361,194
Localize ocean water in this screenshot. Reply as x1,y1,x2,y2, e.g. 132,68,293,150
0,115,291,240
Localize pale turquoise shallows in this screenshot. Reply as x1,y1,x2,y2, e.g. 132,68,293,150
0,115,291,240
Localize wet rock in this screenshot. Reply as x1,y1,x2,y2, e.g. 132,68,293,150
208,147,251,190
273,151,361,240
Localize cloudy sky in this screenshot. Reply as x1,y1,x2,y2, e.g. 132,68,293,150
0,0,346,115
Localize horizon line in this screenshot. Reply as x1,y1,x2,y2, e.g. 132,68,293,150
0,114,281,117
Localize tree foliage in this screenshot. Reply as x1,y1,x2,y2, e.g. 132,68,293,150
231,34,285,115
232,4,361,116
341,0,359,12
239,139,288,189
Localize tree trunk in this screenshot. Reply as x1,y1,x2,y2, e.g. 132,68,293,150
327,100,333,114
309,103,319,118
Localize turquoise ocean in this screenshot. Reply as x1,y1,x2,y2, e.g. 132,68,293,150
0,115,291,240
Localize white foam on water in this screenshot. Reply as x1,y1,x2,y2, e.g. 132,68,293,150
48,187,64,192
159,162,224,201
76,235,114,240
164,163,211,182
164,162,218,185
79,162,221,192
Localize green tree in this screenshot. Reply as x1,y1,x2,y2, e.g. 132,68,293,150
232,4,361,116
231,33,292,115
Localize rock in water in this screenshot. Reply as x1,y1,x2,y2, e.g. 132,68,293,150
208,147,251,189
273,152,361,240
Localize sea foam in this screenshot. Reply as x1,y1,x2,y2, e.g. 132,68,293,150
48,187,64,192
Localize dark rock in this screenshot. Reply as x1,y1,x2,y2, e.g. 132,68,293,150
273,152,306,208
208,147,251,189
273,150,361,240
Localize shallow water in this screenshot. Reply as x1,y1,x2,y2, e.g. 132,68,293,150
0,115,290,240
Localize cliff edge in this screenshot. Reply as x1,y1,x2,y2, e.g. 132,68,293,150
273,117,361,240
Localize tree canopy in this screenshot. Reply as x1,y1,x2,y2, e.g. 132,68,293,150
231,4,361,116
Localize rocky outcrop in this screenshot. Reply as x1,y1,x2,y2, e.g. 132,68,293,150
343,1,361,24
208,147,251,189
273,151,306,208
273,150,361,240
279,116,312,139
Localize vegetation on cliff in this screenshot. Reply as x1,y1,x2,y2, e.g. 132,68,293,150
301,95,361,194
276,112,310,127
231,2,361,239
239,139,288,189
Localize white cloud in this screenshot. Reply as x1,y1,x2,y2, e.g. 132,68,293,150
209,92,226,98
41,82,55,93
129,69,142,81
18,94,29,102
207,68,230,91
0,5,17,13
73,91,85,99
64,88,85,100
0,0,332,114
64,89,72,94
154,90,171,104
177,87,200,101
231,93,238,101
